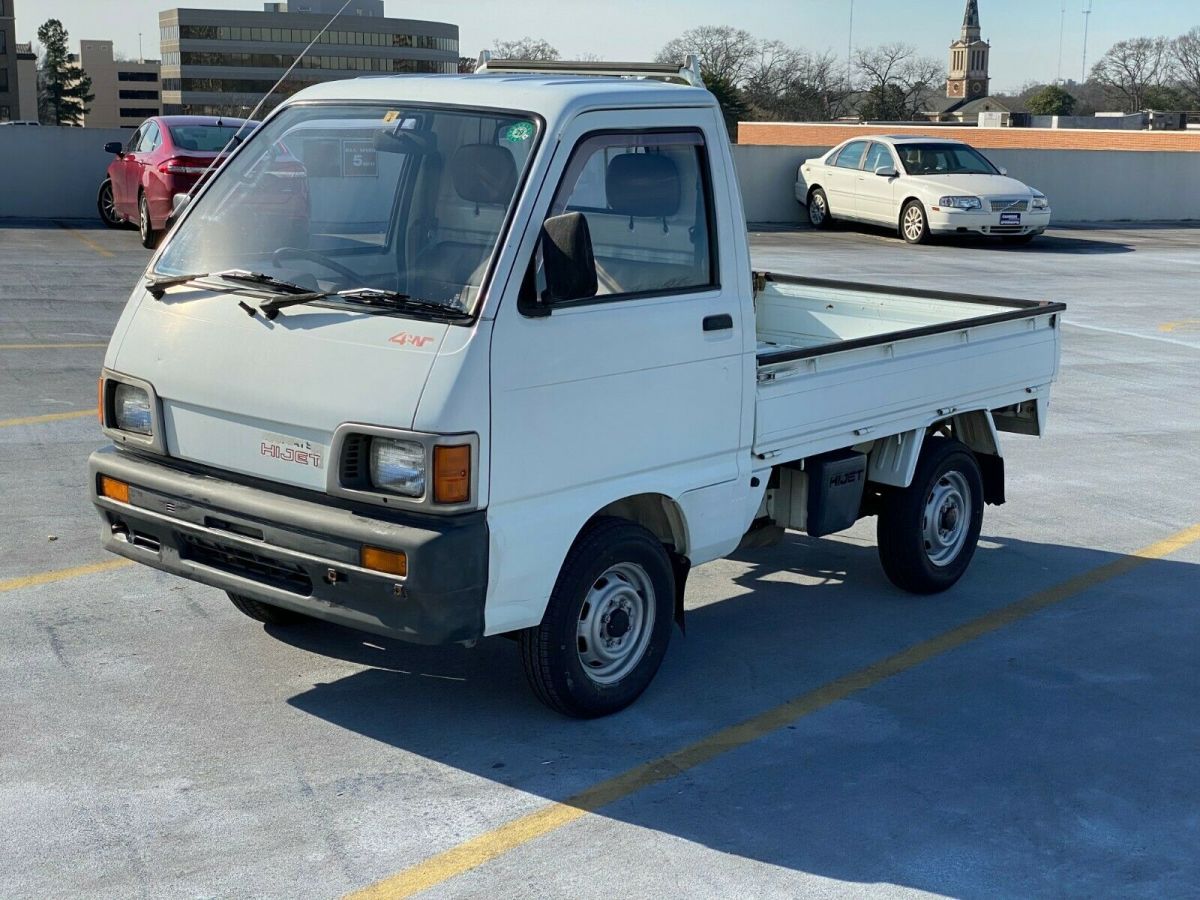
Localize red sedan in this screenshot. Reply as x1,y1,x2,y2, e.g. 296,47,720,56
98,115,257,248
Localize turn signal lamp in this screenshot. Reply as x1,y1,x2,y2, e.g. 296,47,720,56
361,546,408,577
432,445,471,504
99,476,131,504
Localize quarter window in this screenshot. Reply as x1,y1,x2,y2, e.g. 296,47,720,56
834,141,868,170
543,131,717,302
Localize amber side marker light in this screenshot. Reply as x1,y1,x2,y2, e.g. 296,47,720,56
99,475,130,504
97,376,105,425
361,546,408,578
433,444,471,504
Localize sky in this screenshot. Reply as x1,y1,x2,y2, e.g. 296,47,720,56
10,0,1200,93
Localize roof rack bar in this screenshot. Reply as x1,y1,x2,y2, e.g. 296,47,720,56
474,51,704,87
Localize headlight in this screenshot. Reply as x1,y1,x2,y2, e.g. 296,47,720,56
369,438,426,497
1031,194,1049,210
113,383,153,435
939,196,983,210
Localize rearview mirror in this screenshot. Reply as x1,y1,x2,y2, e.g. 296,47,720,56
104,141,124,155
539,212,597,307
373,129,437,156
874,164,897,177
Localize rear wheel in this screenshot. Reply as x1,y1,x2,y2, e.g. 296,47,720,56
900,200,930,244
97,180,123,228
876,439,984,594
808,187,832,229
226,591,305,625
138,193,158,249
519,517,675,718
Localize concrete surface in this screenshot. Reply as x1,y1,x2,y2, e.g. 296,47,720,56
1,220,1198,899
729,143,1200,224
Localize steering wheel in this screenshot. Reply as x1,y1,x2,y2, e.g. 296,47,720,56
272,247,360,283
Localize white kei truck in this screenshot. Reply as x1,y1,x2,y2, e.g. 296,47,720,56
90,58,1064,717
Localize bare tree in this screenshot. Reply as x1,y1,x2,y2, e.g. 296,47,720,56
656,26,758,84
491,37,560,61
853,43,944,119
743,44,850,121
1172,27,1200,104
1090,37,1174,111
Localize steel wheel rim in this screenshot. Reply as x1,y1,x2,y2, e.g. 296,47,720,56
101,184,117,224
922,470,971,567
576,562,656,685
903,206,924,241
809,194,826,225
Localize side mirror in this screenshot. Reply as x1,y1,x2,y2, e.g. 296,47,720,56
998,166,1008,176
874,164,897,178
539,212,597,308
104,141,124,155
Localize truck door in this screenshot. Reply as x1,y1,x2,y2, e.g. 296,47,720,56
486,108,751,626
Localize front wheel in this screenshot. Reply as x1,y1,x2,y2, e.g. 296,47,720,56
900,200,930,245
97,180,123,228
808,187,833,229
138,194,159,249
226,591,306,625
876,439,984,594
519,517,675,718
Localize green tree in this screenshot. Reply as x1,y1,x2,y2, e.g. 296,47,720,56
37,19,94,126
1025,84,1078,116
1142,84,1190,109
702,68,748,141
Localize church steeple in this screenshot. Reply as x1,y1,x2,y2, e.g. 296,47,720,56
963,0,981,35
947,0,990,101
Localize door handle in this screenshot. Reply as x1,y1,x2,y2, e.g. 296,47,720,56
703,314,733,332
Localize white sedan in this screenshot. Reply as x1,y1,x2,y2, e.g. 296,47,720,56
795,135,1051,245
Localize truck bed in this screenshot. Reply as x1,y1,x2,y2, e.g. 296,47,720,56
753,274,1065,461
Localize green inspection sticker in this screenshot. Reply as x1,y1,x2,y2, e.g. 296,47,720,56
504,121,534,143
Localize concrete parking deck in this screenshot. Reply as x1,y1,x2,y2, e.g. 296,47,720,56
2,219,1198,899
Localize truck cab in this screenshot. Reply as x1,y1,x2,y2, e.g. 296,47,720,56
91,59,1063,717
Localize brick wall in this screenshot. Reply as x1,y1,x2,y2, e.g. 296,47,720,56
738,122,1200,153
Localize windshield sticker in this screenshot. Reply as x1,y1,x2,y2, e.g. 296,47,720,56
260,433,325,469
382,110,401,124
504,121,534,143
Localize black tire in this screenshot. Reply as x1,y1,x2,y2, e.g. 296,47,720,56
519,517,675,718
138,193,159,249
227,591,306,625
900,199,930,245
97,180,123,229
876,438,984,594
807,187,833,229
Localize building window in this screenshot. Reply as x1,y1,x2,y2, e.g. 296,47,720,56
119,71,159,82
121,107,159,118
0,29,7,55
0,71,8,92
120,89,160,100
0,106,10,122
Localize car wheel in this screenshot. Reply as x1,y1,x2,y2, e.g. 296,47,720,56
138,193,159,249
226,591,306,625
518,517,675,718
97,180,123,229
900,200,929,244
807,187,833,229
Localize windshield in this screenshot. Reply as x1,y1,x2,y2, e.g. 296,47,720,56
897,143,999,176
155,103,540,316
168,123,255,152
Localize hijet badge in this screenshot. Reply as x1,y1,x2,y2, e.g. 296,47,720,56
260,432,325,469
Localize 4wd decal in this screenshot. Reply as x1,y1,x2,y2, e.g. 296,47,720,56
389,332,436,348
260,433,324,469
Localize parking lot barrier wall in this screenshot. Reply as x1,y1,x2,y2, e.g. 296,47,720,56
0,126,132,220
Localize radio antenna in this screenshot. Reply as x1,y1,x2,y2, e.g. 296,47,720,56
185,0,355,201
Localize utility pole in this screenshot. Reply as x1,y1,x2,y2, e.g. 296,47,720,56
846,0,854,92
1056,1,1066,83
1081,0,1093,83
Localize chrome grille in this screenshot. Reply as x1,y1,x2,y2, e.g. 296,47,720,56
990,199,1028,212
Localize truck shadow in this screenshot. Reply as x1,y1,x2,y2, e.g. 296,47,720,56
279,533,1199,897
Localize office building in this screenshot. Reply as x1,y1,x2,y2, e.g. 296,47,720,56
159,1,458,117
16,41,35,121
0,0,19,122
80,40,162,129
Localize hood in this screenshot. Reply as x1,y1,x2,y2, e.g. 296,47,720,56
110,290,448,491
908,174,1037,198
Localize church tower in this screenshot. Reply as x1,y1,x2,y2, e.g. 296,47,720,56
946,0,990,101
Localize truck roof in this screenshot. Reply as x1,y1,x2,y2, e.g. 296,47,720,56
287,73,718,119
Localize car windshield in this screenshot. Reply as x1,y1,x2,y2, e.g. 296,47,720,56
155,103,540,316
168,123,254,152
897,143,999,176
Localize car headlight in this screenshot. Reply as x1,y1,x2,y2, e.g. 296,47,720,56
939,196,983,210
113,383,153,435
369,438,426,498
1031,193,1049,210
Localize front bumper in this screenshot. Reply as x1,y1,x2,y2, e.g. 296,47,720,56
928,208,1051,237
89,446,488,644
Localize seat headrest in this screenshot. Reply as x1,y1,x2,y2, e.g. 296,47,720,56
451,144,518,206
606,153,681,218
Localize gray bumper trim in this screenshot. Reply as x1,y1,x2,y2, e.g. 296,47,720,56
88,447,487,644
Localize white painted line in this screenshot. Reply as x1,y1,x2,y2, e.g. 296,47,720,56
1062,320,1200,350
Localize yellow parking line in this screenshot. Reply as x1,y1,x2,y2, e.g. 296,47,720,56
1159,320,1200,334
56,223,115,258
346,521,1200,900
0,342,108,350
0,409,97,428
0,559,131,594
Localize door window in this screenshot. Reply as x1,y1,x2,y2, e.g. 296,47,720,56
135,121,160,152
863,143,894,173
833,141,868,170
542,130,716,302
126,125,145,152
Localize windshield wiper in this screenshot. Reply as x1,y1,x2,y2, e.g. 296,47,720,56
337,288,470,319
214,269,317,295
145,272,208,299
